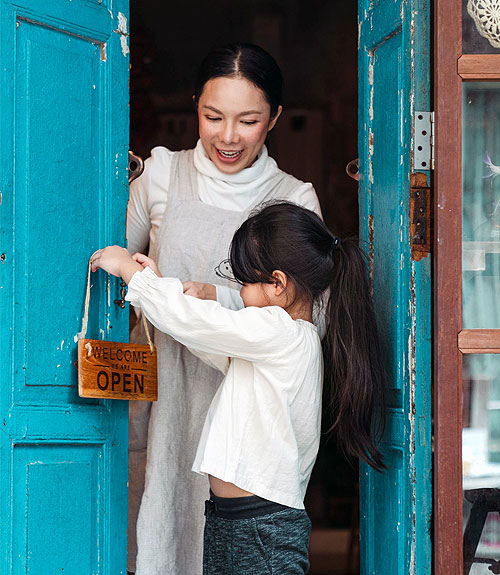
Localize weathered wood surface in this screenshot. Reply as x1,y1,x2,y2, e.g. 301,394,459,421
78,339,157,401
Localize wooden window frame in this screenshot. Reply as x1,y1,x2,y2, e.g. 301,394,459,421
435,3,500,574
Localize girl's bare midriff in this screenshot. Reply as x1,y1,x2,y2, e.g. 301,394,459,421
209,475,254,498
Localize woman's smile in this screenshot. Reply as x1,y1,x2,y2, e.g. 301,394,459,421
216,149,244,161
197,76,282,174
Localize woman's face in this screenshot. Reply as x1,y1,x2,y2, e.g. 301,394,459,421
197,76,282,175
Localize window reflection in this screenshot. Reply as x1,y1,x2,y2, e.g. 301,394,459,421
462,83,500,329
463,355,500,574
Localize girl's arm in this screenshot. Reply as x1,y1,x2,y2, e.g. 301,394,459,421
125,268,285,361
91,246,286,362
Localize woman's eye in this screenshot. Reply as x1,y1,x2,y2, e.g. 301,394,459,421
206,116,221,122
241,120,258,125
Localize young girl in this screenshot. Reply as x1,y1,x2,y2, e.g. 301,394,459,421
91,201,385,575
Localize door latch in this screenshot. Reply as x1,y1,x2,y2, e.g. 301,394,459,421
114,280,127,309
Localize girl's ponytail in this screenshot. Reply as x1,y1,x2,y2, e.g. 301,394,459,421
323,238,386,471
229,201,385,471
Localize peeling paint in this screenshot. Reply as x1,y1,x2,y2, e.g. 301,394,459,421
120,33,129,57
100,43,107,62
368,129,374,184
369,86,374,122
117,12,130,57
117,12,128,34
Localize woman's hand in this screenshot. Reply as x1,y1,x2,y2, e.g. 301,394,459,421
182,281,217,301
91,246,143,284
132,253,162,277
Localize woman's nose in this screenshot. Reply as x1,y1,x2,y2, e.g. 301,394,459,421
220,121,239,145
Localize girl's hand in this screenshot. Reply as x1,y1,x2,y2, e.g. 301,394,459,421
182,281,217,301
132,253,162,277
91,246,143,284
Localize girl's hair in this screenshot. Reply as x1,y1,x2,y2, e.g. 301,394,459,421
194,43,283,118
229,202,386,471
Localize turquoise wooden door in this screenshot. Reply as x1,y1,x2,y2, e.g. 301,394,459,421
0,1,129,573
358,0,432,573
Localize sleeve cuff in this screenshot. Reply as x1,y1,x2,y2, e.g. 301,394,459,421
125,266,181,306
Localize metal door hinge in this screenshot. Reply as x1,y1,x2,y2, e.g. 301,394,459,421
410,172,432,261
414,111,434,170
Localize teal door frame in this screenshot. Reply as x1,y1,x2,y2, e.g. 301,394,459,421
358,0,432,573
0,1,130,572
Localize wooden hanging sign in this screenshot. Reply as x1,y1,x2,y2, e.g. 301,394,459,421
78,339,157,401
77,257,158,401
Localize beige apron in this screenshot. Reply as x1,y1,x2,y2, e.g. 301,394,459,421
131,149,304,575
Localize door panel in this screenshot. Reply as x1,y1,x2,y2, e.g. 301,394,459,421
0,0,129,572
358,0,432,573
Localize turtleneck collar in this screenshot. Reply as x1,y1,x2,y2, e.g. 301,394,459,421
192,139,281,212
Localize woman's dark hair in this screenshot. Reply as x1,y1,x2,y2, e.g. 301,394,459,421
229,201,386,472
194,43,283,118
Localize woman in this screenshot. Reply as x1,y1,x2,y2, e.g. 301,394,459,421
127,43,321,575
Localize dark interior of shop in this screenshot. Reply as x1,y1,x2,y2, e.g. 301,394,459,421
129,2,359,572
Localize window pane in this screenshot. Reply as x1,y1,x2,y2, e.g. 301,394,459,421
462,83,500,329
463,0,500,54
463,355,500,574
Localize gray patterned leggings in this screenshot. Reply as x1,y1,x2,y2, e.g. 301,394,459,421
203,493,311,574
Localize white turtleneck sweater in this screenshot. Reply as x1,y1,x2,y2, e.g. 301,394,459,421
126,140,321,309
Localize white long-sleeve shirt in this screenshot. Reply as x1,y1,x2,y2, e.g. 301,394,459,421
125,266,323,509
126,141,321,311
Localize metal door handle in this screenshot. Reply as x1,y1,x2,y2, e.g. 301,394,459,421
128,151,144,183
346,158,359,181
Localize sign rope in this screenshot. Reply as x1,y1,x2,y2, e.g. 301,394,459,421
78,257,154,353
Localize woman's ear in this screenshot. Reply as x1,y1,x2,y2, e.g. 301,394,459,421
271,270,288,296
268,105,283,132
